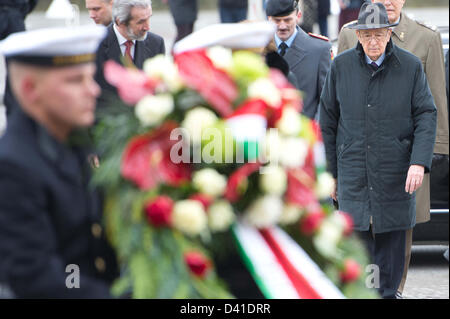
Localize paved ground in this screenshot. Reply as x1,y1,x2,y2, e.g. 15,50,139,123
402,245,449,299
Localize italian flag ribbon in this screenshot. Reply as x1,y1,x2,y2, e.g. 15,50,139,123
232,222,345,299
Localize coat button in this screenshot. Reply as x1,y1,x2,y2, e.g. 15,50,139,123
367,104,371,107
95,257,106,273
91,223,102,238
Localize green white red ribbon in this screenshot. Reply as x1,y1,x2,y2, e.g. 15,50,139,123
232,222,345,299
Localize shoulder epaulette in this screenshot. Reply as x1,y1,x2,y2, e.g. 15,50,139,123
414,19,438,32
308,32,329,42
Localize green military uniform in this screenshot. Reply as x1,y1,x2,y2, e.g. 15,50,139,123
337,12,449,295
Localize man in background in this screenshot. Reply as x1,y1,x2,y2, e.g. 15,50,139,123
86,0,114,26
218,0,248,23
95,0,165,106
1,0,38,121
266,0,332,120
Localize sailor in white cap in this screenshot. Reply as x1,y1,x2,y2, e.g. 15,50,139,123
0,25,120,298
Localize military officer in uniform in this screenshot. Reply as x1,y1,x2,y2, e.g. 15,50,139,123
265,0,333,120
336,0,449,297
0,25,119,298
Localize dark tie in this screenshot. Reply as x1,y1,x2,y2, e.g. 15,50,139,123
370,61,379,71
279,42,288,57
124,40,133,61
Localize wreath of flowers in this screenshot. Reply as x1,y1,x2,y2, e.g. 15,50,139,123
92,44,378,299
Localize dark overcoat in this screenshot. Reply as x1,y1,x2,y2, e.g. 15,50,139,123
0,108,119,298
319,40,437,234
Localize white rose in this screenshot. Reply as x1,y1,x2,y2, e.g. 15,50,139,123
207,46,233,71
192,168,227,198
181,107,218,145
279,137,308,168
172,200,207,236
315,172,335,199
279,204,304,225
143,55,183,91
208,200,235,232
248,78,281,107
313,215,344,258
135,94,174,127
276,107,302,136
245,195,283,229
259,165,287,195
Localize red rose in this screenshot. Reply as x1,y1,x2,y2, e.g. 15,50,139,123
144,196,174,227
189,193,213,211
300,208,325,236
121,121,191,190
184,251,211,278
174,49,237,117
340,259,361,283
338,211,354,237
225,162,262,203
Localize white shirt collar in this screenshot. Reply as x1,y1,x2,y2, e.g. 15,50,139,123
113,24,135,46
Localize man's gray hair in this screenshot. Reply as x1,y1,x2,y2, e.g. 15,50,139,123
112,0,152,25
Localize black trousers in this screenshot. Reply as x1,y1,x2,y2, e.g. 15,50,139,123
356,227,406,299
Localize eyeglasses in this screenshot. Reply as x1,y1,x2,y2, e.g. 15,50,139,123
359,31,389,42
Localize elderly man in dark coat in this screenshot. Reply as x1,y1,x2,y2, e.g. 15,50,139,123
319,2,436,299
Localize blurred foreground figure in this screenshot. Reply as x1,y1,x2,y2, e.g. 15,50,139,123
0,25,119,298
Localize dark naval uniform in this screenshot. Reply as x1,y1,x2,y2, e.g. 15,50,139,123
0,108,119,298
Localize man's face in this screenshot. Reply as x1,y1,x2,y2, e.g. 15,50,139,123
357,28,392,61
268,10,301,41
37,63,100,131
372,0,405,23
86,0,112,26
122,6,152,41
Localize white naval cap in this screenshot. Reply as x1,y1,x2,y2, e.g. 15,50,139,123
173,21,276,54
0,25,107,66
